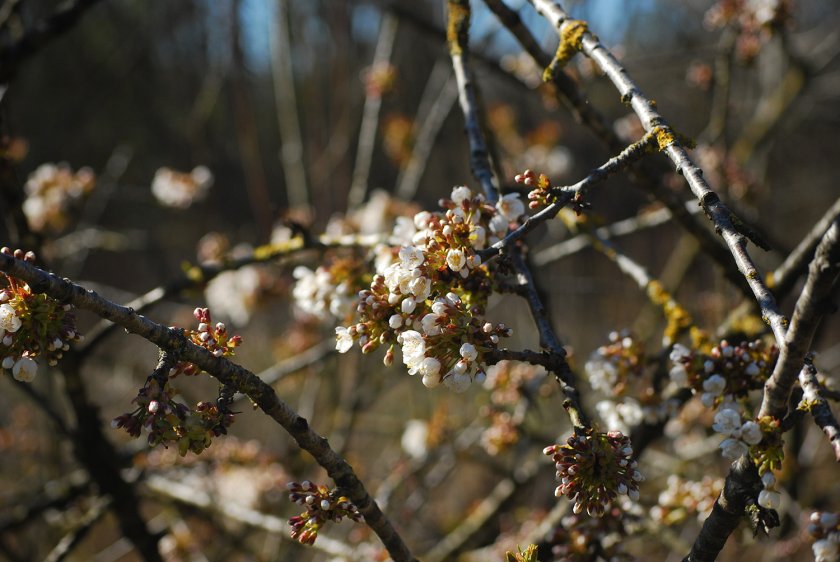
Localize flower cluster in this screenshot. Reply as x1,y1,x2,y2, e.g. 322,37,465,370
286,481,363,545
292,256,370,323
0,249,82,383
808,512,840,562
336,186,524,392
649,475,723,525
584,330,645,396
544,429,643,517
22,163,95,233
587,331,678,433
112,376,236,456
669,339,777,407
170,308,242,377
151,165,213,209
712,405,763,460
479,361,550,455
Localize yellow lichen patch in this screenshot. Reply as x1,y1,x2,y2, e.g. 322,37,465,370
647,280,693,344
253,237,305,261
543,20,588,82
446,1,470,56
651,125,696,151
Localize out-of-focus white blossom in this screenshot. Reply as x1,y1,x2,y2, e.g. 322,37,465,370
205,266,261,326
152,166,213,209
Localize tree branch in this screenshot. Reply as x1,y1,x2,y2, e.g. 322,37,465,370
0,254,418,562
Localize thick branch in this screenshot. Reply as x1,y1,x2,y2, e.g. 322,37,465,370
0,254,417,562
528,0,787,344
682,455,762,562
760,220,840,419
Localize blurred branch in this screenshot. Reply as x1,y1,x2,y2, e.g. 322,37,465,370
60,354,165,562
144,475,362,560
0,470,90,533
0,254,418,562
347,12,398,209
422,460,539,562
271,0,310,209
0,0,105,80
532,204,698,266
43,497,110,562
760,219,840,419
798,360,840,462
230,0,273,240
769,196,840,302
395,62,458,201
528,0,788,345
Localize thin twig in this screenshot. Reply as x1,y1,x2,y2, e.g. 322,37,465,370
798,360,840,462
447,0,499,203
0,254,417,562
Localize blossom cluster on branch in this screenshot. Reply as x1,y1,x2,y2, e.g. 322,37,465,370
0,248,81,383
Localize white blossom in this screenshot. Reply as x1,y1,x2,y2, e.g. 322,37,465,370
398,245,425,269
459,342,478,362
450,185,472,204
335,327,354,353
421,313,442,336
813,539,839,562
0,304,22,333
702,374,726,395
740,421,763,445
758,489,781,510
444,370,471,393
496,193,525,221
712,408,742,436
446,248,467,272
719,437,749,460
12,357,38,382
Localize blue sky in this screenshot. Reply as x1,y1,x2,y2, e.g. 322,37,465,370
238,0,659,71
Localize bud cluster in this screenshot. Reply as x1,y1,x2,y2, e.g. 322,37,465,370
286,481,363,545
336,186,525,392
171,308,242,377
0,248,82,383
807,512,840,562
669,339,777,407
112,376,236,456
515,168,587,214
544,429,644,517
